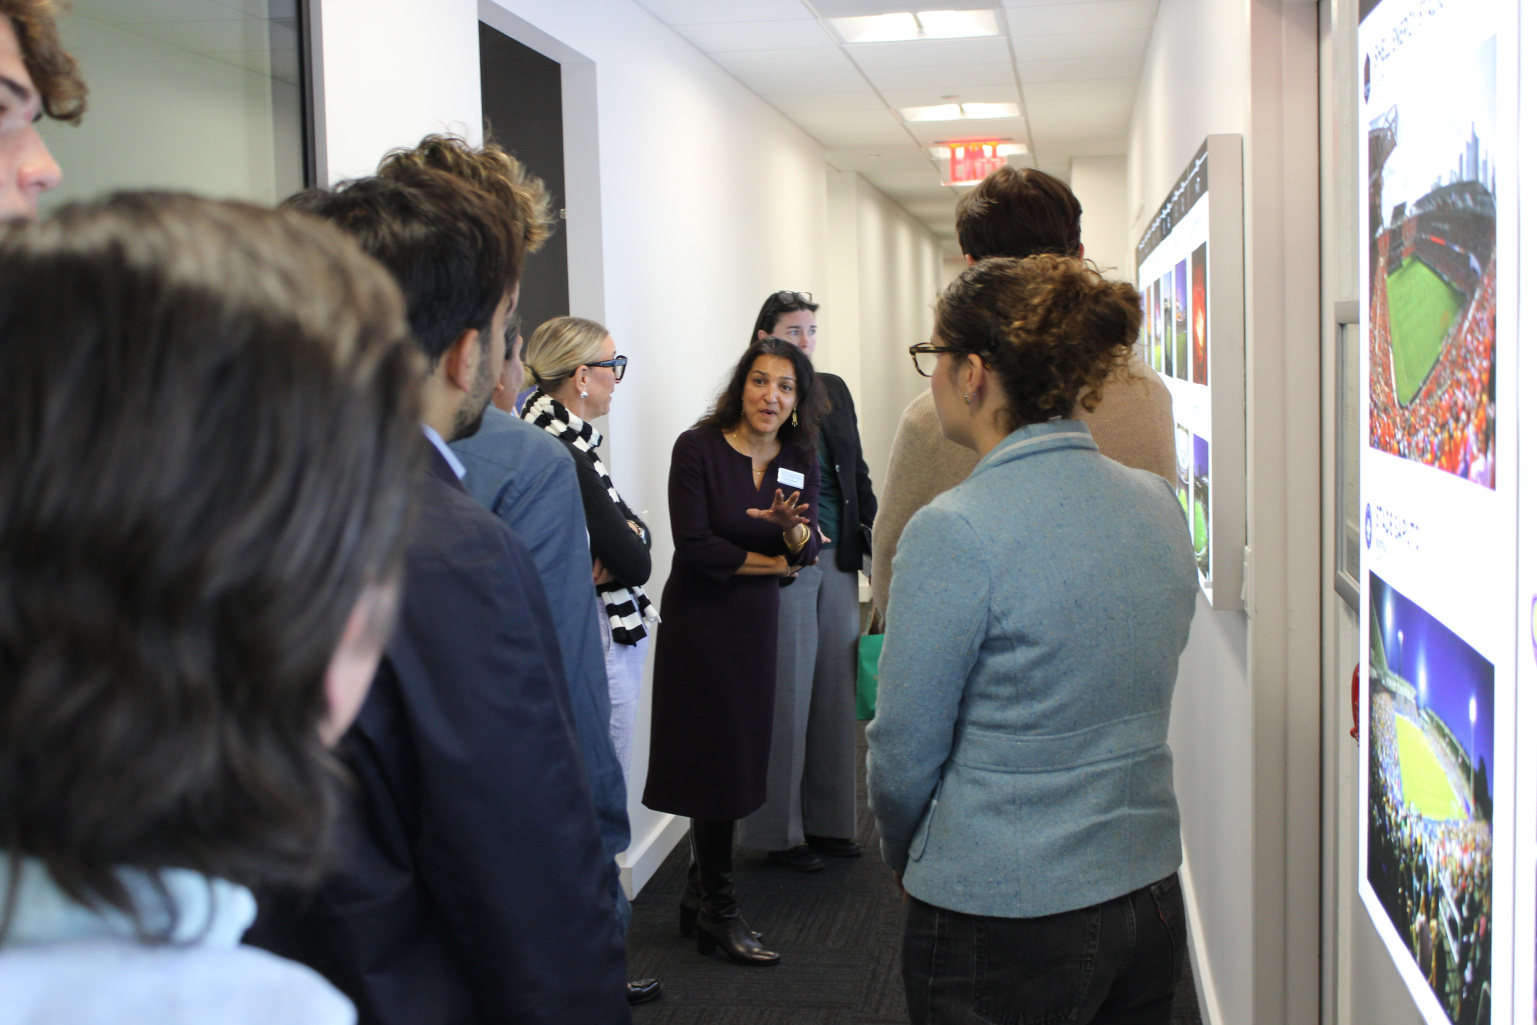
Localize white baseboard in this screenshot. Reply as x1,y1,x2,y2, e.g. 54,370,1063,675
1180,858,1222,1025
617,813,689,900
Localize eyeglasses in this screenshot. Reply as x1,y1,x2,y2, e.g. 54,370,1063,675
908,342,978,378
503,314,523,362
586,355,628,381
773,290,814,306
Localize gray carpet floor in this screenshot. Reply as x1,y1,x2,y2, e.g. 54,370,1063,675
627,723,1204,1024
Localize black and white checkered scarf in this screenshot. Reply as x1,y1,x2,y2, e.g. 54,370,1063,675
522,390,657,645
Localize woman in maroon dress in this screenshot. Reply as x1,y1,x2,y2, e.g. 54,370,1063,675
644,337,825,966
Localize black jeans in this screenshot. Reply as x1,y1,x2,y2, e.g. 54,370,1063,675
902,873,1187,1025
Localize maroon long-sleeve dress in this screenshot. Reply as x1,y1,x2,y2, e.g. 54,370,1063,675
643,427,821,820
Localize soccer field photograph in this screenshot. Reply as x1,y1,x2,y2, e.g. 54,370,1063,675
1366,573,1494,1025
1365,33,1496,487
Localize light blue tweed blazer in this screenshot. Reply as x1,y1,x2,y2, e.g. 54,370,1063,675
867,418,1197,918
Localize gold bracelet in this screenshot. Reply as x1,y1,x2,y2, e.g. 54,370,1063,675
786,522,809,551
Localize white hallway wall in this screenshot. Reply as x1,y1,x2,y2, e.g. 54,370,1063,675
316,0,942,893
1128,1,1322,1024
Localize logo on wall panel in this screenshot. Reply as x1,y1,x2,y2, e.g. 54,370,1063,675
1365,503,1374,551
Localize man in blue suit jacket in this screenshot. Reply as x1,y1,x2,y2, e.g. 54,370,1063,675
248,168,629,1024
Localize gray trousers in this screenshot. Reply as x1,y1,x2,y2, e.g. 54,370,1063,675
740,561,860,849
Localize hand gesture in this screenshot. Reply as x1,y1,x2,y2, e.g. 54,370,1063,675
746,488,809,532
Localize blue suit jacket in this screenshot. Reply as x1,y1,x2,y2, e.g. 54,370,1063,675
250,444,630,1025
452,407,631,867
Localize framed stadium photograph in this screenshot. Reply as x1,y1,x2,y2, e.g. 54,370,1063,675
1358,0,1519,1021
1135,135,1244,610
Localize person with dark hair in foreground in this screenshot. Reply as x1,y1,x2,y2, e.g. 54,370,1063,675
0,192,421,1023
869,256,1198,1024
643,338,824,967
249,168,630,1025
0,0,87,219
869,165,1177,618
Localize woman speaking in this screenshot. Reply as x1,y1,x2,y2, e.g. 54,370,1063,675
643,338,824,967
868,256,1198,1023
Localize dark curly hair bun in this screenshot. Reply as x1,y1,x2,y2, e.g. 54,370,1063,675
935,255,1138,430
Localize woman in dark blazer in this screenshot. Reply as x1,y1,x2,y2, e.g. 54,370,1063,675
739,292,877,871
643,337,825,966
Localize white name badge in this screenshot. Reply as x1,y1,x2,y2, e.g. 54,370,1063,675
777,468,805,490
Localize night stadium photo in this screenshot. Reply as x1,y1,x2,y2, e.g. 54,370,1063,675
1151,279,1163,374
1191,243,1208,385
1367,573,1494,1025
1366,35,1496,488
1192,434,1210,580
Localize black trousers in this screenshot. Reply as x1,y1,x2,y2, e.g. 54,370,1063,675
902,873,1187,1025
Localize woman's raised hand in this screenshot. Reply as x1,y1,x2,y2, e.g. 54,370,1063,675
746,488,810,531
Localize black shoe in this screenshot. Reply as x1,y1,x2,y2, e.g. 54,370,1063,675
680,861,762,940
627,979,663,1005
696,909,780,966
805,835,863,857
768,844,825,872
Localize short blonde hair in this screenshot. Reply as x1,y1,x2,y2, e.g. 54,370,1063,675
523,316,609,389
378,134,554,255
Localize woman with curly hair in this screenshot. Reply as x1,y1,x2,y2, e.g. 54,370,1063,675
868,255,1199,1024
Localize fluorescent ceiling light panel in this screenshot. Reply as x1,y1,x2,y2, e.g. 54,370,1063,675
900,100,1020,122
829,9,998,44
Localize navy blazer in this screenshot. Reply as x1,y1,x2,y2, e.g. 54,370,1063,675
816,372,878,573
249,444,630,1025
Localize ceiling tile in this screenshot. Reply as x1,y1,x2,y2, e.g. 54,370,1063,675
709,46,856,78
675,20,834,52
813,0,938,16
789,110,912,147
1013,55,1143,82
1021,77,1138,103
735,67,870,95
1009,29,1148,62
845,36,1012,70
877,85,1018,109
765,90,889,113
633,0,813,24
1000,0,1157,35
862,62,1017,91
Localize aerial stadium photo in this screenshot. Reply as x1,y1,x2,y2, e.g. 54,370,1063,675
1191,243,1208,385
1161,269,1174,378
1366,36,1496,488
1367,573,1493,1025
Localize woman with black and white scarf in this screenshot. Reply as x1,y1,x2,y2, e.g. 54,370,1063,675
521,316,655,790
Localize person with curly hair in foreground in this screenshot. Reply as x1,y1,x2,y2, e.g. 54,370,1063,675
868,255,1198,1025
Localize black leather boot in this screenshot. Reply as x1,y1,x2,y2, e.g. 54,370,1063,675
689,818,778,965
679,857,762,941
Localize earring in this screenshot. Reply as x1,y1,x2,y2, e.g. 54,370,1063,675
791,409,798,427
963,393,973,405
581,390,589,398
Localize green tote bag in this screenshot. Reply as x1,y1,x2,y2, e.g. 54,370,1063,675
856,619,884,722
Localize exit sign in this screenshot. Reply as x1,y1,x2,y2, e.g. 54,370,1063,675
949,142,1005,185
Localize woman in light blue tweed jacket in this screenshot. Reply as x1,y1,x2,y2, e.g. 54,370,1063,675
868,255,1198,1024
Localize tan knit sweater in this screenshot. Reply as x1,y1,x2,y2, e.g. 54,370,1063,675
869,358,1177,616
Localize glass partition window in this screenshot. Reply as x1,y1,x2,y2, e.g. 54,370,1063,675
38,0,308,215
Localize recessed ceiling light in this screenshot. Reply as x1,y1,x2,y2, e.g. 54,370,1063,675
829,9,999,44
900,101,1019,122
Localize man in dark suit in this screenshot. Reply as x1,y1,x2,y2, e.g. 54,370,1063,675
248,168,630,1025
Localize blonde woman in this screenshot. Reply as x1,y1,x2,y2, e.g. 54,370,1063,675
521,317,653,787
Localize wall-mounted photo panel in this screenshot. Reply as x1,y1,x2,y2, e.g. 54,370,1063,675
1515,0,1537,1015
1358,0,1518,1021
1136,135,1244,609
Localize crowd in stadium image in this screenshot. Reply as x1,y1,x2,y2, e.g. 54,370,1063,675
1368,250,1494,487
1368,690,1493,1025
